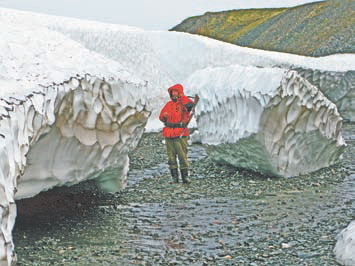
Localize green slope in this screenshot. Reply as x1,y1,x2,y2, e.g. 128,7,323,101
171,0,354,56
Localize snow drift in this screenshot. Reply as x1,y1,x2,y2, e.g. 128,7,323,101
0,8,353,126
0,7,354,265
187,66,345,177
0,20,149,265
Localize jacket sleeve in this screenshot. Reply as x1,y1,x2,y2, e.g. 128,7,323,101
159,103,169,122
181,96,194,112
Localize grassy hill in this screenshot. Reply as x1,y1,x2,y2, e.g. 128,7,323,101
171,0,354,56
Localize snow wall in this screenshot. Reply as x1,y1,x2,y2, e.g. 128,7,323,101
0,20,150,265
0,7,354,266
293,67,354,122
187,66,345,177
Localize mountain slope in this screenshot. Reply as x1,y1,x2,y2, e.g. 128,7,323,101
171,0,354,56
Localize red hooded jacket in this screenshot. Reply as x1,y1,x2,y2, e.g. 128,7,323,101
159,84,194,138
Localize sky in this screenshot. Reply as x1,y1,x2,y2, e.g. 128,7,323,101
0,0,321,30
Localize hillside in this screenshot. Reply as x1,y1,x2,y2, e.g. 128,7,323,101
171,0,354,56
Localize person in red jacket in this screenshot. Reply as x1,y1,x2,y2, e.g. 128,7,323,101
159,84,196,184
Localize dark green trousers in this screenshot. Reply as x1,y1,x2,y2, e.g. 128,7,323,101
165,137,189,170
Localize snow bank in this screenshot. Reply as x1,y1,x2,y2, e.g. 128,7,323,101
334,221,355,266
187,66,345,177
54,25,355,125
0,7,353,126
0,20,149,265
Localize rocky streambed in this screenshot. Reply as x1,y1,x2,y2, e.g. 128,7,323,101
13,124,355,265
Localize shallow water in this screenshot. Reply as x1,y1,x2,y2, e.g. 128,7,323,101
13,124,354,265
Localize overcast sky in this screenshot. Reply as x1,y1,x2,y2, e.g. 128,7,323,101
0,0,320,30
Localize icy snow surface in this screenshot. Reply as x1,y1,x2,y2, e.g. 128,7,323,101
187,66,345,177
0,7,354,265
0,8,354,126
0,12,151,264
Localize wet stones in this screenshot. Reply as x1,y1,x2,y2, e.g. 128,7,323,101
13,125,355,265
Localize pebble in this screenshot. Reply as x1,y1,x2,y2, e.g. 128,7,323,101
281,243,291,249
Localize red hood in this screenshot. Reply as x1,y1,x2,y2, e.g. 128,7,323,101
168,84,184,97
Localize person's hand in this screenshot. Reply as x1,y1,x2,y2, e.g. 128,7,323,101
194,94,200,105
162,112,169,119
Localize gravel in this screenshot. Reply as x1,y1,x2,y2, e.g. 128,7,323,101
13,124,355,265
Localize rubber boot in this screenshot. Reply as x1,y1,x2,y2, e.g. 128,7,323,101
170,168,179,183
181,169,191,184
